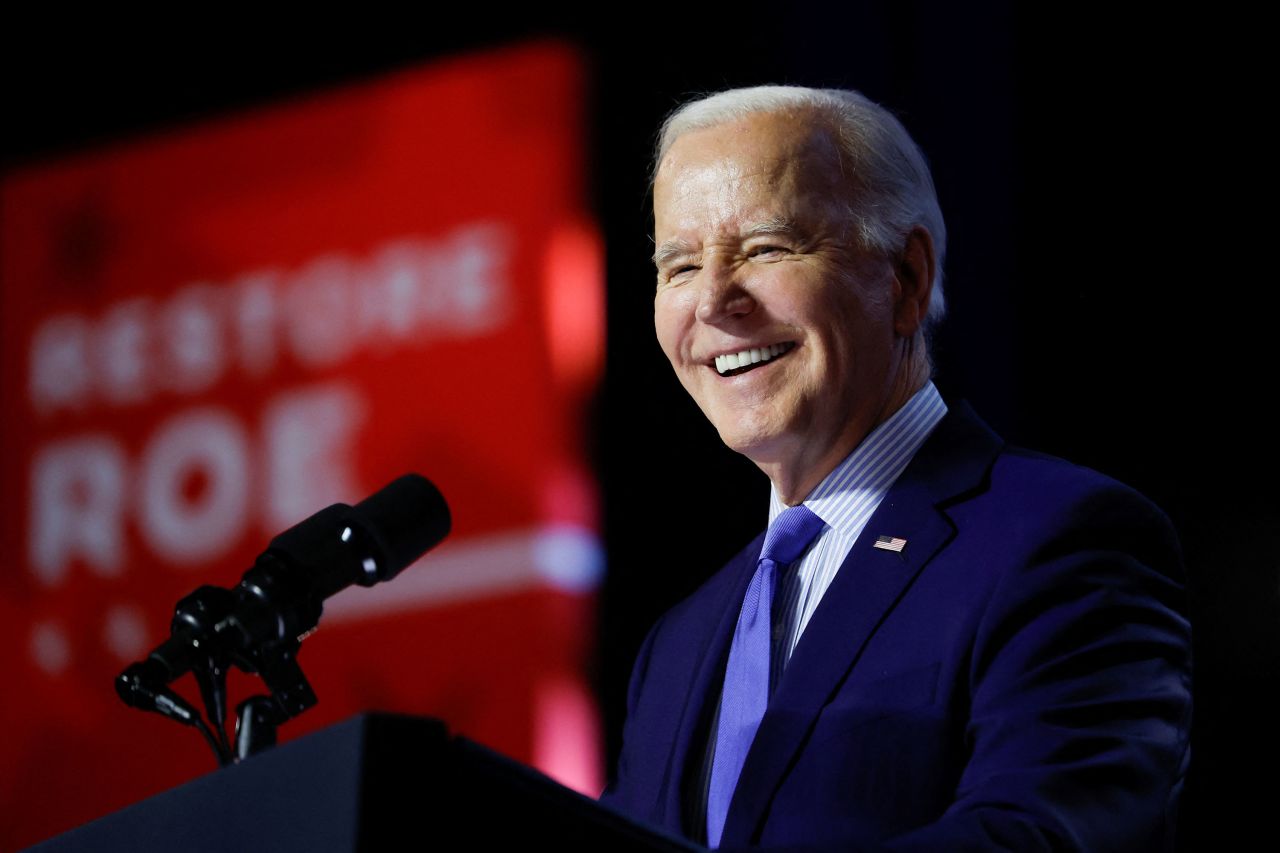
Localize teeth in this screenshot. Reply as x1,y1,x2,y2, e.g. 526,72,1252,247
714,343,793,375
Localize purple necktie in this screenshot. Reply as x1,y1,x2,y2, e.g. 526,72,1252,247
706,504,825,848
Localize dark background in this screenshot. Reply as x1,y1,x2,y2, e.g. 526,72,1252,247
4,5,1271,848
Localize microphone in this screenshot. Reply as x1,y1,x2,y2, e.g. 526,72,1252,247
116,661,202,724
118,474,451,702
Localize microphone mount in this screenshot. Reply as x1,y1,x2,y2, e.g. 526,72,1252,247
116,474,450,765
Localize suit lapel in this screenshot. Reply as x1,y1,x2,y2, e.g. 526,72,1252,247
720,403,1003,847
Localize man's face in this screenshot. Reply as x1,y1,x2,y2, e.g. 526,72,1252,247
652,111,905,479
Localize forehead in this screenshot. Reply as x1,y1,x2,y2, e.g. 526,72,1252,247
653,111,849,239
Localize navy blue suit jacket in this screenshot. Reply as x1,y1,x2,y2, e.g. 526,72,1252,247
601,404,1192,851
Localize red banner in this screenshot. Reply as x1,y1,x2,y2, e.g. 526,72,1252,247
0,41,603,849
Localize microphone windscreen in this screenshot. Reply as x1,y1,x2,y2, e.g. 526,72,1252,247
352,474,451,580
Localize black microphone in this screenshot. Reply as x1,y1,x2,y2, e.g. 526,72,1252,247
116,661,202,724
118,474,451,700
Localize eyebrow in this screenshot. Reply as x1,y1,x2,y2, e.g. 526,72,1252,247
651,218,803,268
652,239,695,269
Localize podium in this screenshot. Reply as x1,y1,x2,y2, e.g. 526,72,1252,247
28,714,699,852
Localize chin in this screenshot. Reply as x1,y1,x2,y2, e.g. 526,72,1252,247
714,421,788,462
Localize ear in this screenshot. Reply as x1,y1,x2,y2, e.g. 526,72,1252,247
892,226,936,338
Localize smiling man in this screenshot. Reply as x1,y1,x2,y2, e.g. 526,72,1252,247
599,86,1192,852
651,94,934,506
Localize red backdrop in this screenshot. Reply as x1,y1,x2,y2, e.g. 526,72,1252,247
0,41,604,849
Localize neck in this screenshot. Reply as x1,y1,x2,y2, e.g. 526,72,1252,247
764,343,931,506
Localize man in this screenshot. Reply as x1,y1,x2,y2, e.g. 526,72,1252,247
600,86,1191,851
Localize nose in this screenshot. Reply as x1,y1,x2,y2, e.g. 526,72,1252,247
694,265,756,324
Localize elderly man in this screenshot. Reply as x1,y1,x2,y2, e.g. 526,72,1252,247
599,86,1191,851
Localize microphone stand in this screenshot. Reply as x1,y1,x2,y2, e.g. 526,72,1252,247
173,586,236,764
230,636,317,761
118,575,321,766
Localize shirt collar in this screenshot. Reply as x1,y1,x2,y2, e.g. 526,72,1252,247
768,381,948,536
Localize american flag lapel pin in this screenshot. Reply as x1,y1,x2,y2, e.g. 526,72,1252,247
873,535,907,553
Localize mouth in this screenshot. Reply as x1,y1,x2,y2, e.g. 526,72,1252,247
713,342,796,377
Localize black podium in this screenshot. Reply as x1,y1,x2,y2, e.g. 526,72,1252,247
28,714,699,852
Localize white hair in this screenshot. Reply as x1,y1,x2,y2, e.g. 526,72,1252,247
656,86,947,328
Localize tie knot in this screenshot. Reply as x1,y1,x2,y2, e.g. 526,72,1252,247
760,505,825,566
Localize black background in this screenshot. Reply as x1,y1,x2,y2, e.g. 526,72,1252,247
4,5,1272,847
